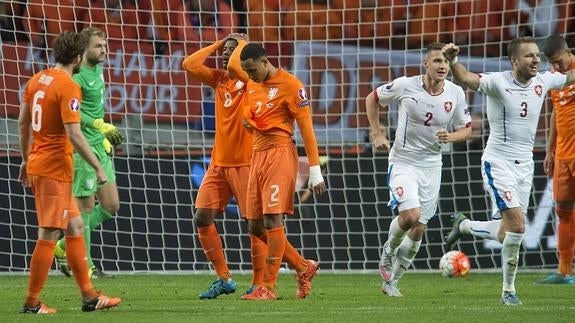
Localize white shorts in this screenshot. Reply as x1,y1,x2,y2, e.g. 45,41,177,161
481,157,533,219
387,162,441,224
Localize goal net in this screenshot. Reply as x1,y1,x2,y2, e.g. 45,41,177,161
1,0,573,273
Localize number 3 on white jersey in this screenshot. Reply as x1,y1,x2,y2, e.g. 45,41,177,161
31,91,45,131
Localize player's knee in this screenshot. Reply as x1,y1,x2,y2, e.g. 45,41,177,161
247,220,265,236
66,217,85,236
194,209,216,227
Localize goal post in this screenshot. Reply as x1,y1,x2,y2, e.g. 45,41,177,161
1,1,572,273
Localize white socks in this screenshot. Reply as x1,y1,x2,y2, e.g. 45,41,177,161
501,231,524,293
387,216,406,253
393,236,421,282
460,219,501,242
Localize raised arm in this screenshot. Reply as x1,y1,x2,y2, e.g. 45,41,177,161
227,38,250,83
181,40,223,85
442,43,481,91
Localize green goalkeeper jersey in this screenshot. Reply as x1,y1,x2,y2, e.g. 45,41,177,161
73,64,106,145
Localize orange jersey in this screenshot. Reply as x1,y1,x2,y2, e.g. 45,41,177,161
550,60,575,160
243,69,310,144
182,45,252,167
22,68,82,182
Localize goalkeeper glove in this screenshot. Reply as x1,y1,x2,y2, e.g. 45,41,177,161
93,118,125,146
93,118,117,136
103,138,112,155
308,165,325,189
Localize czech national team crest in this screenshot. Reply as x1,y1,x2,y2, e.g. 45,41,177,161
69,98,80,111
394,187,404,198
534,85,543,96
504,191,512,202
444,101,453,113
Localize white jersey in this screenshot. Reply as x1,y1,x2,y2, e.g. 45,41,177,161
478,71,566,160
375,75,471,167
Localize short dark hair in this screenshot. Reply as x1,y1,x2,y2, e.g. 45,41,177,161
240,43,266,61
80,27,107,41
52,31,88,65
507,36,536,58
426,42,446,53
543,34,567,58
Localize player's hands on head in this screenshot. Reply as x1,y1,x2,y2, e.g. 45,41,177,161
227,33,248,42
442,43,460,62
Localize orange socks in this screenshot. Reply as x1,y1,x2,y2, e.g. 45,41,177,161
249,234,268,287
65,236,97,299
556,208,575,276
283,240,307,273
25,239,55,307
262,226,286,290
198,224,231,280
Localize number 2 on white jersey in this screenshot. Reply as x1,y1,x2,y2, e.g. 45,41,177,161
31,91,45,131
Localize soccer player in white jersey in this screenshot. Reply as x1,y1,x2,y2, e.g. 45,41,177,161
366,42,472,298
442,36,575,306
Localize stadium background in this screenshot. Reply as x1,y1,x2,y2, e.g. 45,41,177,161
1,0,574,273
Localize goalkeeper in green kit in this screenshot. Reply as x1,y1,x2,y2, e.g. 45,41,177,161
54,27,124,279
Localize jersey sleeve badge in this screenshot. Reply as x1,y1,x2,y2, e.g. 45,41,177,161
69,98,81,112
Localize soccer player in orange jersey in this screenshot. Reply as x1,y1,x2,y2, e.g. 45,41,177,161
536,35,575,284
235,43,327,300
18,31,121,314
182,34,253,299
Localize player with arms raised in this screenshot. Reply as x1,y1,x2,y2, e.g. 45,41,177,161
443,36,575,305
182,33,254,299
367,42,472,298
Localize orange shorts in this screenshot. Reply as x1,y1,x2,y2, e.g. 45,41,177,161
29,175,80,230
195,164,250,217
553,158,575,202
245,143,298,219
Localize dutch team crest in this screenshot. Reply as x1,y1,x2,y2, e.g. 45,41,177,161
534,85,543,96
444,101,453,112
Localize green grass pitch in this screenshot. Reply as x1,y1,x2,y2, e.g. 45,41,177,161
0,272,573,322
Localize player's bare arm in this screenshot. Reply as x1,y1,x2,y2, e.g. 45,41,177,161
442,43,480,91
565,69,575,86
436,126,472,144
17,102,32,187
64,123,107,184
365,91,390,152
544,109,557,177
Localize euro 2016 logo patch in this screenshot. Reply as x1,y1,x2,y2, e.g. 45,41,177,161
298,88,309,107
534,85,543,96
444,101,453,113
69,98,81,111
